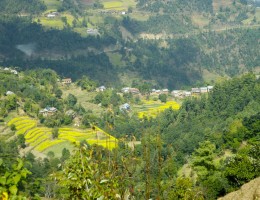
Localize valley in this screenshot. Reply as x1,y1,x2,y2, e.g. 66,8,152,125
0,0,259,199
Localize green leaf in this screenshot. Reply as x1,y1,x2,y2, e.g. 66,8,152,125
100,179,109,184
15,159,23,171
13,174,21,185
0,176,6,185
9,185,18,195
6,176,14,185
0,158,3,166
20,169,30,178
4,172,11,178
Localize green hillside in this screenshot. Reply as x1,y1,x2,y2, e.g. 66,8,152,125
1,68,259,199
0,0,259,87
0,0,260,198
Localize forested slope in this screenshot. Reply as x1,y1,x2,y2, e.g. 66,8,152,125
0,0,259,87
0,0,46,14
0,68,259,199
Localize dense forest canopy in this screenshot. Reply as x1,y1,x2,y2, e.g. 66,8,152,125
0,0,46,14
0,16,259,88
0,0,259,88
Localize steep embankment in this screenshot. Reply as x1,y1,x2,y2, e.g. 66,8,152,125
218,177,260,200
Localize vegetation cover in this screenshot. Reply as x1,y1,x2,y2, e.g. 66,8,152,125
0,0,260,198
0,66,259,199
0,0,259,88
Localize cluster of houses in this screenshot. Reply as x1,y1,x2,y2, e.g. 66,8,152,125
97,85,214,98
171,86,214,98
39,107,58,116
121,87,140,94
2,67,18,75
151,89,169,95
99,10,127,15
87,28,99,35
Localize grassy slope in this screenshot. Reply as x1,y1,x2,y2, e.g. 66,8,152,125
61,84,103,116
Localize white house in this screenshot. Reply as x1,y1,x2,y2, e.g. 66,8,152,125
120,103,130,111
98,86,106,92
207,86,214,92
171,90,181,97
121,87,130,93
184,91,192,97
6,91,14,95
39,107,58,116
10,70,18,75
200,87,208,93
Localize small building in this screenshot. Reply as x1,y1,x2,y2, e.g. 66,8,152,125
191,88,200,94
207,86,214,92
129,88,140,94
6,91,14,95
121,87,130,93
171,90,182,98
10,70,18,75
200,87,208,93
161,89,169,94
121,11,126,15
62,78,72,85
47,14,56,18
66,110,76,118
39,107,57,116
98,86,106,92
87,28,99,35
184,91,192,97
46,12,59,18
120,103,130,111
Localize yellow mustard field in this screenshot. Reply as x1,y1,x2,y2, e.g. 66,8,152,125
8,116,118,152
138,101,180,119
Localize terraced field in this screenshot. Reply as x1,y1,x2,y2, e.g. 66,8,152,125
43,0,61,10
102,0,136,11
136,101,180,118
8,117,118,154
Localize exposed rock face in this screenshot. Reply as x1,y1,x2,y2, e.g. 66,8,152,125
218,177,260,200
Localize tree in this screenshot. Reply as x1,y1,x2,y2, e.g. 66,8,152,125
52,127,59,139
0,158,30,199
16,134,26,149
55,144,122,199
67,94,77,108
60,148,70,163
128,6,133,13
61,16,68,25
224,154,258,188
192,141,216,181
159,94,167,103
76,76,97,91
55,89,63,99
72,19,77,28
